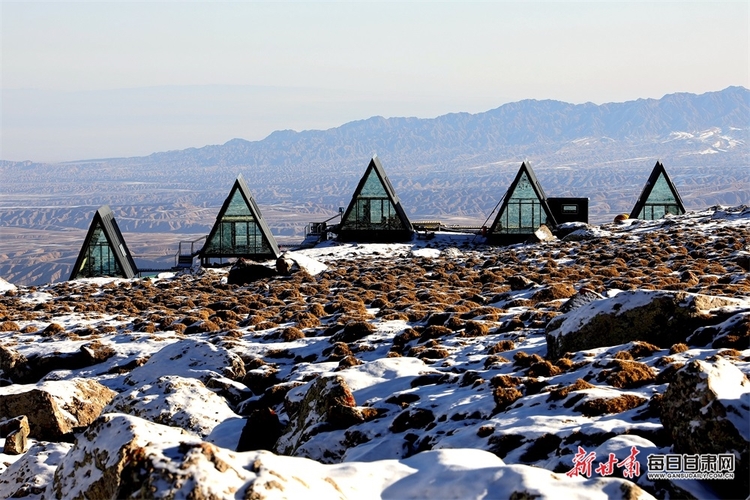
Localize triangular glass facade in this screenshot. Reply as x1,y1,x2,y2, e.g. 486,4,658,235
201,176,280,259
340,166,406,231
630,162,686,220
633,171,685,220
70,205,137,280
490,166,552,235
72,221,125,279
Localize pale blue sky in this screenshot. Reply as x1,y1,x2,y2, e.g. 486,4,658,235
2,1,748,162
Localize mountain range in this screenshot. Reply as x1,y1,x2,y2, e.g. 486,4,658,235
0,86,748,285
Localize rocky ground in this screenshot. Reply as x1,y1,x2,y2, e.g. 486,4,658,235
0,206,748,499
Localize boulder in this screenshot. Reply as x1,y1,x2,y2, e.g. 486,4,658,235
227,258,277,285
123,338,245,389
0,341,116,384
0,415,30,454
106,375,238,438
526,224,556,243
546,290,745,360
275,375,368,458
660,357,749,498
0,442,72,499
276,251,327,276
0,378,116,441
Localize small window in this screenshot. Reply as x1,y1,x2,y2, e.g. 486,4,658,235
562,204,579,214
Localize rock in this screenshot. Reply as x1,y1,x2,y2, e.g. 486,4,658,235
0,442,72,499
526,224,556,243
546,290,745,360
0,378,116,441
237,408,283,452
106,375,238,438
558,288,604,314
660,357,750,498
0,341,116,384
227,258,277,285
275,375,367,458
0,415,30,454
276,251,327,276
123,338,246,388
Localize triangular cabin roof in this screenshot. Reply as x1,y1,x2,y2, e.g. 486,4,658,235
338,156,414,242
70,205,138,280
629,161,686,220
200,174,280,260
486,161,557,244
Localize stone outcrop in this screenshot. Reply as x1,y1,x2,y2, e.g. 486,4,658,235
106,375,238,438
0,415,30,454
123,338,246,388
0,378,116,441
660,357,750,498
546,290,745,359
0,341,116,384
275,375,370,458
0,442,72,499
227,258,277,285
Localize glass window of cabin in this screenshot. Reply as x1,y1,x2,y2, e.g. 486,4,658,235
341,168,404,231
494,171,546,234
637,172,684,220
74,223,124,278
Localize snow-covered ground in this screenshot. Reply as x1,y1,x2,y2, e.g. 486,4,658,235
0,206,748,499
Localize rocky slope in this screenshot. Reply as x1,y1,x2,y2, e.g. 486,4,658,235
0,206,748,499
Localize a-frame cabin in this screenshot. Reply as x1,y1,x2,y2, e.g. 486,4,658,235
337,156,414,242
486,161,557,245
200,174,281,264
629,161,686,220
70,205,138,280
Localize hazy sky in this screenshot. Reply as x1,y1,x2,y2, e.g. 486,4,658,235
2,1,748,162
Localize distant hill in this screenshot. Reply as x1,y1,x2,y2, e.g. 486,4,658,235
1,86,748,286
98,85,748,170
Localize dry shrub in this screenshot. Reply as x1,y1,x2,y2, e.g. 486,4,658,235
184,319,221,335
574,394,647,417
370,297,392,309
490,374,522,388
171,323,187,334
488,340,515,354
513,351,544,368
462,321,490,337
281,327,306,342
306,302,327,318
484,355,510,369
717,349,741,358
669,343,689,354
526,360,561,378
531,284,576,303
445,304,471,314
42,323,65,336
547,379,595,402
331,321,375,343
323,342,353,361
462,306,506,320
335,355,363,371
0,321,20,332
555,357,574,371
613,350,634,361
628,341,661,358
379,312,410,321
445,316,465,331
605,360,655,389
493,387,523,413
419,325,452,343
292,312,320,329
255,321,279,331
414,346,450,361
393,328,420,348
